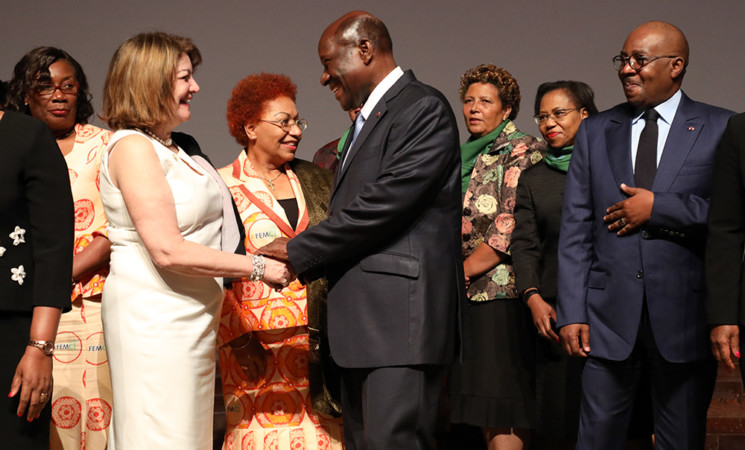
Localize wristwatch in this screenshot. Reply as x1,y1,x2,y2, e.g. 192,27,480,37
28,339,55,356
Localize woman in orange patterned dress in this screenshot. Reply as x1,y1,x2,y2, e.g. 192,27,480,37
217,73,344,450
5,47,113,449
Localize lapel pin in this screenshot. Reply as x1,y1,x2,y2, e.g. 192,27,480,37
376,112,381,117
688,126,695,131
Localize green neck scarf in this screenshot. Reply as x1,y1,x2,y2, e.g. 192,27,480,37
335,127,352,160
460,120,508,193
543,145,574,173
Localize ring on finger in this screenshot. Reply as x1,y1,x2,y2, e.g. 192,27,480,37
618,217,626,227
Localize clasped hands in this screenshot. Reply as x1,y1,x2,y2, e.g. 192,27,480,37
603,183,653,236
255,237,297,290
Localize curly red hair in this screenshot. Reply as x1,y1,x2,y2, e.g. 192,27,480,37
227,73,297,146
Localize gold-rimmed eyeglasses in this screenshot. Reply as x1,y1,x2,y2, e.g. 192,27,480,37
259,118,308,132
533,108,581,125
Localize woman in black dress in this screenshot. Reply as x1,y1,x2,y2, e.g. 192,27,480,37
512,81,652,449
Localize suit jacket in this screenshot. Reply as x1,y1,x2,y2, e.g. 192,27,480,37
512,161,567,301
706,113,745,327
0,111,74,312
557,93,733,363
287,70,466,368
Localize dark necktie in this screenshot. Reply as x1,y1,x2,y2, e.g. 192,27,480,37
634,109,659,189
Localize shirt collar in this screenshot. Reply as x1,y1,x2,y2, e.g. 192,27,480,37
359,66,404,121
632,89,682,125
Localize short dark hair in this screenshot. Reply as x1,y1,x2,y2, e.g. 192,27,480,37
534,80,598,117
336,13,393,53
5,47,94,124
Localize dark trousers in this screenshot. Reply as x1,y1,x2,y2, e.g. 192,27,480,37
341,365,446,450
577,303,717,450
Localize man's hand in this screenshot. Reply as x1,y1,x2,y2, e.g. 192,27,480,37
711,325,740,371
560,323,591,357
604,183,654,236
255,237,290,261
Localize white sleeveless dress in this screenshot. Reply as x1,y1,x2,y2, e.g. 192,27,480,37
99,130,224,449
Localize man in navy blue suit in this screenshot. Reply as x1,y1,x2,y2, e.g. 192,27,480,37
557,21,733,449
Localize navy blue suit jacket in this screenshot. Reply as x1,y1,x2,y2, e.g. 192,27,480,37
557,93,733,363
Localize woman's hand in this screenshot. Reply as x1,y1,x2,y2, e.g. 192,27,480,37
262,257,295,289
527,294,559,343
9,347,53,421
230,334,269,383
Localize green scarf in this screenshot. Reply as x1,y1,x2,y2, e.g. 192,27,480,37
543,145,573,173
460,120,508,193
335,127,352,160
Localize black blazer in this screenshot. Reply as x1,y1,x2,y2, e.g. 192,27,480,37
287,70,466,368
706,112,745,327
0,111,73,312
512,161,567,301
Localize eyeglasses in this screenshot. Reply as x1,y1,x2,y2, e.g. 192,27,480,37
34,81,79,97
259,118,308,132
612,54,677,71
533,108,581,125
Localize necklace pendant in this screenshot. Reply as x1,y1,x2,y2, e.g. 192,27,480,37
266,180,275,191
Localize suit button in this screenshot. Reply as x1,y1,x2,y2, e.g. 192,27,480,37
641,230,650,239
636,271,644,279
463,207,472,215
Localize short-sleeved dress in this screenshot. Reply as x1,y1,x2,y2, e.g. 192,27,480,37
448,120,545,429
99,129,224,449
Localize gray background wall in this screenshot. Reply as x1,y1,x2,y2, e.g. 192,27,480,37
2,0,743,167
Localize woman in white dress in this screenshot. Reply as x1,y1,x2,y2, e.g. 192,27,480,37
97,32,292,449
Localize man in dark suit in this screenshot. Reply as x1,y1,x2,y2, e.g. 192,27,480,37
706,113,745,387
557,21,733,449
257,10,464,450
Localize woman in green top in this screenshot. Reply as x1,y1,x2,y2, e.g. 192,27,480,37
448,64,545,450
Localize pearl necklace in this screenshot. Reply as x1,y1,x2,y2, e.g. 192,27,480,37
135,128,173,147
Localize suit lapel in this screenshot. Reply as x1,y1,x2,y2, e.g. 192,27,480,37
331,70,416,201
605,105,635,187
653,94,702,192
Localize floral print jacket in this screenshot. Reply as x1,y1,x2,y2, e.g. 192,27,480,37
462,120,545,301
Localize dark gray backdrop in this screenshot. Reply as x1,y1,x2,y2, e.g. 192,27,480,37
3,1,743,167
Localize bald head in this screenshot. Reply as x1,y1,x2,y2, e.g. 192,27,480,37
317,11,397,110
618,21,689,107
626,21,689,68
323,11,393,56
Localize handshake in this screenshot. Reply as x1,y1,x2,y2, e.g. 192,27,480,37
253,237,296,289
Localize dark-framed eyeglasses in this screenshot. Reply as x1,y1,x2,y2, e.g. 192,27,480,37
259,118,308,132
533,108,581,125
34,81,79,97
612,54,677,71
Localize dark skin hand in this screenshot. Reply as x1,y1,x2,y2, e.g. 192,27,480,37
230,334,270,383
72,235,111,282
711,325,740,371
604,184,654,236
255,237,290,261
526,293,559,343
560,323,591,357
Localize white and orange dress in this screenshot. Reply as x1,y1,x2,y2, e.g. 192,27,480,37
50,123,113,450
217,150,343,450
